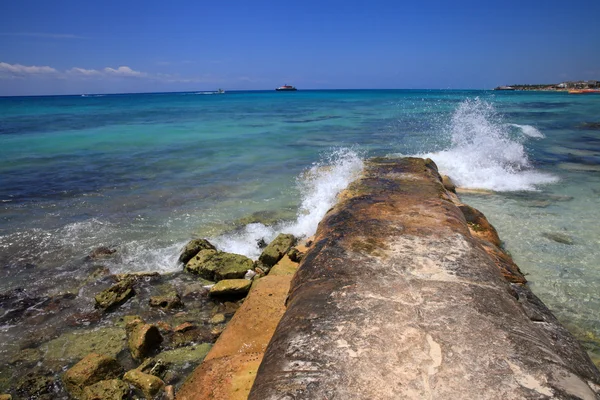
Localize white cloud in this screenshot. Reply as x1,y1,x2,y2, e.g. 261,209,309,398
0,62,58,77
104,66,146,77
0,61,233,85
67,67,102,76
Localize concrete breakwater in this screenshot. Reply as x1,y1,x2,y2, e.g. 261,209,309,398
247,157,600,399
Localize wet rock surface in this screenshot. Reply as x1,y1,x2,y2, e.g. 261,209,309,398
178,238,216,265
62,353,123,399
0,267,234,399
94,279,135,311
184,250,253,281
209,279,252,299
250,157,600,400
82,379,130,400
258,233,296,267
127,322,163,361
123,369,164,398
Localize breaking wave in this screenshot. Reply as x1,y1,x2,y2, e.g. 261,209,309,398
211,148,364,258
420,98,557,191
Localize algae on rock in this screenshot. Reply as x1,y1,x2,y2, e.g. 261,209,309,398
258,233,296,267
40,327,127,363
209,279,252,299
185,250,253,281
82,379,130,400
179,238,216,264
62,353,123,400
94,279,135,311
155,343,212,366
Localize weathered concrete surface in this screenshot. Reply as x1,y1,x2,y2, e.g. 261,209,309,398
176,257,298,400
250,157,600,400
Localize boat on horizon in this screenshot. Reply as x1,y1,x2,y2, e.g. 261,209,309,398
276,84,297,91
494,86,516,91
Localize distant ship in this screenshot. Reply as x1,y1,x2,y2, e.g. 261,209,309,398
276,84,297,91
217,88,225,94
494,86,516,91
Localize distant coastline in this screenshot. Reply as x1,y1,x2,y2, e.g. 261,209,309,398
494,79,600,91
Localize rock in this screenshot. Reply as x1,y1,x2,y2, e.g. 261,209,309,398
209,279,252,299
156,321,172,333
185,250,254,281
139,358,169,377
40,327,126,362
128,323,163,361
209,313,226,324
165,385,175,400
458,204,502,247
181,281,211,298
171,326,215,347
542,232,575,245
155,343,212,366
82,379,130,400
94,279,135,311
0,394,11,400
16,372,56,400
179,238,216,264
62,353,122,399
123,369,164,399
87,246,116,260
269,255,300,277
258,234,297,267
287,247,304,263
113,271,160,282
149,293,183,309
174,322,196,333
442,175,456,192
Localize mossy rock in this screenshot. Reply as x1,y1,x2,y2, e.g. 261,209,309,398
62,353,123,400
155,343,212,366
127,323,163,361
94,279,135,311
82,379,130,400
209,313,226,324
123,369,164,399
179,238,216,264
0,394,12,400
185,250,253,281
258,234,297,267
209,279,252,299
40,327,127,363
149,292,183,309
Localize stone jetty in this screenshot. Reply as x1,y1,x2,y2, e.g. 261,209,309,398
244,158,600,399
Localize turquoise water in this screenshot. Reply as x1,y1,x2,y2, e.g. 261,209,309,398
1,90,600,361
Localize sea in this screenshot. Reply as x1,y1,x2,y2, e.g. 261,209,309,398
1,89,600,371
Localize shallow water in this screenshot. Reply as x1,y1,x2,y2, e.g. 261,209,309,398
1,89,600,371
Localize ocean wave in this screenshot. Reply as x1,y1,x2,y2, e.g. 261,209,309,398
418,98,558,192
211,148,364,259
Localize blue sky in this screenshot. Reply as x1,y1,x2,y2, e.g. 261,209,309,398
1,0,599,95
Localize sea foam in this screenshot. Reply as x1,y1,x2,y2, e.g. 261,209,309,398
419,98,558,192
212,148,364,259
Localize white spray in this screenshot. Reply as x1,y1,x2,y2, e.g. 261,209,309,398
421,98,557,191
212,148,364,259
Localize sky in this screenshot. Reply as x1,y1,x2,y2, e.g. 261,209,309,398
0,0,599,96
